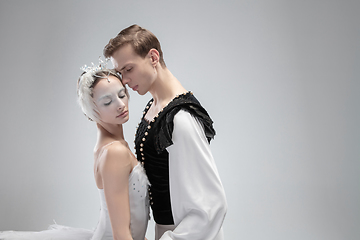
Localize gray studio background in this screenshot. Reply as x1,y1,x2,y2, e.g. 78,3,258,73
0,1,359,239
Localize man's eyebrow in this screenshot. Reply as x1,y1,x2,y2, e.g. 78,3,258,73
117,65,127,72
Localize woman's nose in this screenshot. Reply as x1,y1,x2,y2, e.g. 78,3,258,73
117,99,125,110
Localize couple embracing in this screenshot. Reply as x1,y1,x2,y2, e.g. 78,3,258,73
0,24,227,240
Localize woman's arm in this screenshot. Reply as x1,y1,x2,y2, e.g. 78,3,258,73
100,142,134,240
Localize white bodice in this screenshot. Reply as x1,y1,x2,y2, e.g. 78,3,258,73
92,163,149,240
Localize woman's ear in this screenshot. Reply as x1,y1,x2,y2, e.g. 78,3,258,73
148,48,160,66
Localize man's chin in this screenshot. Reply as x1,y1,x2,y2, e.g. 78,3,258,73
137,90,147,96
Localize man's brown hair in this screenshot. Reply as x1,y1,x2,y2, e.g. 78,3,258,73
103,24,166,67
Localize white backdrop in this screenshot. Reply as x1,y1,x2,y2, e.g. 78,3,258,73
0,1,359,239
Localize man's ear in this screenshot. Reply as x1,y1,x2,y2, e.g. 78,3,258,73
148,48,160,66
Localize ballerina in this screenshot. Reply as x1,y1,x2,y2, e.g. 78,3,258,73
0,60,149,240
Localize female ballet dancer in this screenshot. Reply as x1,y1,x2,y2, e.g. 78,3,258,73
0,60,149,240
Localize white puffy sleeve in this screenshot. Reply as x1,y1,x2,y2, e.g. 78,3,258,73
160,110,227,240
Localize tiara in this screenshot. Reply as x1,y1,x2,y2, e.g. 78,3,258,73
80,57,112,82
80,57,110,73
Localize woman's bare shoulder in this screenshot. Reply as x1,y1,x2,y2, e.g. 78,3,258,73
98,141,132,173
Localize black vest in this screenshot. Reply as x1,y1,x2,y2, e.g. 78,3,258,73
134,91,216,225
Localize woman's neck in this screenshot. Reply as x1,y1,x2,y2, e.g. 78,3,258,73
96,123,125,143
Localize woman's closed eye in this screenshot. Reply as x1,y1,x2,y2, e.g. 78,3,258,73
104,101,112,106
118,88,126,99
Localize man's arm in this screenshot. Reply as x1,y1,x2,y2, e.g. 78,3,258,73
162,110,227,240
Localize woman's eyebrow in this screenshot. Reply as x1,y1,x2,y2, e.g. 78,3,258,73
98,94,111,101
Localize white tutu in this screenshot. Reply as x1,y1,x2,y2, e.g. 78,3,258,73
0,224,93,240
0,162,149,240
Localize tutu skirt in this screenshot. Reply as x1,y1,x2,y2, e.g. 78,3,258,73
0,224,93,240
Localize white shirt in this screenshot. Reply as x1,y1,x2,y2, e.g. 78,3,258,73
160,110,227,240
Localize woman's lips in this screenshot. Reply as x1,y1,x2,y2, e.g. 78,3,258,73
117,110,128,118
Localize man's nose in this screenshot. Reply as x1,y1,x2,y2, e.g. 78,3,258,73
121,77,130,85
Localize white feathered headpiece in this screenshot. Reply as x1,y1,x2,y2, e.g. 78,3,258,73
77,57,111,122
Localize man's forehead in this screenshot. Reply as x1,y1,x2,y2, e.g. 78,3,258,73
110,47,133,71
109,47,125,70
111,44,140,68
110,57,119,69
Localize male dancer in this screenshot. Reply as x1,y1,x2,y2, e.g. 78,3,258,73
104,24,227,240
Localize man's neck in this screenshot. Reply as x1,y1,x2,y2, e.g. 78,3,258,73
149,67,187,108
143,66,187,122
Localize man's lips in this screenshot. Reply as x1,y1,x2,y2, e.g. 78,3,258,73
131,85,139,91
